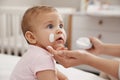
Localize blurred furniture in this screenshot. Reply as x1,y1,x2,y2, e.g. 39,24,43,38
68,12,120,73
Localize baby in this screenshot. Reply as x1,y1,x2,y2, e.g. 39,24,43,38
10,6,67,80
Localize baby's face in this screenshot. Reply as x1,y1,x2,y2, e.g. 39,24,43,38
32,11,67,49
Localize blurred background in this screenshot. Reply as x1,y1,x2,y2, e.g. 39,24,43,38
0,0,120,10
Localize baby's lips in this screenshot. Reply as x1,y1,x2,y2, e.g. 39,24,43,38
55,36,65,44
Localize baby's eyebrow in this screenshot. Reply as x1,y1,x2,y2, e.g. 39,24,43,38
43,21,53,25
59,19,64,23
60,21,64,25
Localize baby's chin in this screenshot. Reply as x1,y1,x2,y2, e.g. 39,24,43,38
53,44,65,50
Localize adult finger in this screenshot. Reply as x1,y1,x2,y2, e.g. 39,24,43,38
56,46,68,50
46,46,64,56
46,46,57,55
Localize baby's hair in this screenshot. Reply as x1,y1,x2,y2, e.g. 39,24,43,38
21,5,58,36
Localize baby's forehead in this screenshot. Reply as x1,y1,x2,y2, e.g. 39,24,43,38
38,11,59,16
35,11,62,20
31,11,62,23
33,11,59,19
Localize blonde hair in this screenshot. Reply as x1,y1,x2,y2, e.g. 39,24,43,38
21,5,57,36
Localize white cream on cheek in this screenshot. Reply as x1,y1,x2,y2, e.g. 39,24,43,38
49,33,55,43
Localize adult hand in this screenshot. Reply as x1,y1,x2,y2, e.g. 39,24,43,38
47,46,93,68
88,37,104,55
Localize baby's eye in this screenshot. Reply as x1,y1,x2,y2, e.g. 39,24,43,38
59,24,63,28
47,24,54,29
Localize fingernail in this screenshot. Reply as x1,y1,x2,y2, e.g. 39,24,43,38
47,46,52,49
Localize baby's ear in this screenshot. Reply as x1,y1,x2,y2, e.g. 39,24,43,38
25,31,37,44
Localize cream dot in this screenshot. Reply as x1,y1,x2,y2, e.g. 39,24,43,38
49,33,54,42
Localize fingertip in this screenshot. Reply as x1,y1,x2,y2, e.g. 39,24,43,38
46,46,53,50
46,46,55,56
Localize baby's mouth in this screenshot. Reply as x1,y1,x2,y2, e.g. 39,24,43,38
55,37,64,44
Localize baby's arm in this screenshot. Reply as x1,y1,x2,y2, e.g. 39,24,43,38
36,67,68,80
36,70,58,80
57,69,68,80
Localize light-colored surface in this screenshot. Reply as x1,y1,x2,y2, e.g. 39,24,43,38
0,36,28,50
72,5,120,17
0,54,21,80
0,54,105,80
87,10,120,17
87,5,120,17
0,0,120,10
0,0,41,6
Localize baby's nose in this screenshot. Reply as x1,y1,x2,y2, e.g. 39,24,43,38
56,28,62,34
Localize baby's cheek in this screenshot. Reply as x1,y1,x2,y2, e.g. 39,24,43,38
63,31,67,42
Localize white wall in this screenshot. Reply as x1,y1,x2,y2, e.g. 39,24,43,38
0,0,120,10
41,0,80,10
41,0,120,11
108,0,120,5
0,0,41,7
